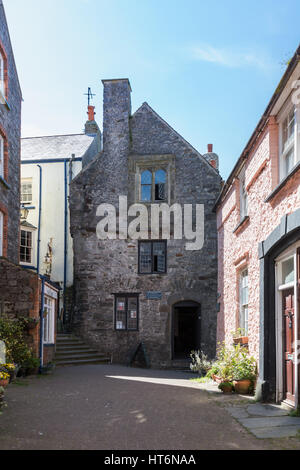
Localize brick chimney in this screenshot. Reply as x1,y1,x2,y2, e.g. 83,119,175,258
84,105,100,136
203,143,219,171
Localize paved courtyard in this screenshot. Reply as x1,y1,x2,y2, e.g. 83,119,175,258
0,364,300,450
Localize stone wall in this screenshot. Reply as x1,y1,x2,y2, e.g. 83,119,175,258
0,258,40,357
70,79,222,368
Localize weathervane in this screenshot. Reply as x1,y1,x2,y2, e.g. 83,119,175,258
84,87,96,107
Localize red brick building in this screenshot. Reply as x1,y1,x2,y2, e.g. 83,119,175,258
0,1,58,368
216,45,300,408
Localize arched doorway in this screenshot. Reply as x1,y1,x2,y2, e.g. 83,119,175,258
172,301,201,359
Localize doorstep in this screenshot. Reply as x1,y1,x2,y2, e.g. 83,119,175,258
226,403,300,439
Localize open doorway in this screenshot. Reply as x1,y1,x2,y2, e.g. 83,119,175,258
172,301,201,359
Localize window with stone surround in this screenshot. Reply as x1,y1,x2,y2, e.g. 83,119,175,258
279,104,299,180
43,295,55,344
239,268,249,335
114,294,139,331
139,240,167,274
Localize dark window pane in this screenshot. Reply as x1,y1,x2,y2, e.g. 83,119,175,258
155,183,165,200
153,242,166,273
139,243,152,273
127,297,138,330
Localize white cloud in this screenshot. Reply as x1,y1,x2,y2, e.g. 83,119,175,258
188,44,273,71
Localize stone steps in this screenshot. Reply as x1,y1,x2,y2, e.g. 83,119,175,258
55,334,110,366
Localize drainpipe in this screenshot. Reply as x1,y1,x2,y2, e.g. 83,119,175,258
39,277,45,373
63,160,68,328
37,165,42,275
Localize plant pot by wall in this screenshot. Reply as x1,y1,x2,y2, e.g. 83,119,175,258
233,379,251,394
0,379,9,388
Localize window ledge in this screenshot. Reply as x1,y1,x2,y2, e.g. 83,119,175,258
265,161,300,203
233,215,250,234
0,176,10,189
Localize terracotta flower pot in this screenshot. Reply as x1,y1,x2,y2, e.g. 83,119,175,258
212,375,223,384
233,379,251,394
0,379,9,388
233,336,248,345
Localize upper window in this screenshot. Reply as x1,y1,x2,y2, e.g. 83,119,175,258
140,168,167,202
114,294,139,331
279,105,298,180
139,240,167,274
239,168,248,221
239,268,249,335
0,51,4,97
0,135,3,179
20,229,33,264
0,211,3,257
21,179,33,204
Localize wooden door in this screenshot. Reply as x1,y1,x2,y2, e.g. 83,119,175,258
282,288,295,404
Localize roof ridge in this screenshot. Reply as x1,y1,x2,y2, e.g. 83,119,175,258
21,133,88,140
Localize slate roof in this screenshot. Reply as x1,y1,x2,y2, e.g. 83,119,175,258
21,134,95,161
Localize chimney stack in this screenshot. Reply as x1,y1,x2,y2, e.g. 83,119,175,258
84,105,100,137
203,143,219,171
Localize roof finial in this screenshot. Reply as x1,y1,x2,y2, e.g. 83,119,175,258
84,87,96,107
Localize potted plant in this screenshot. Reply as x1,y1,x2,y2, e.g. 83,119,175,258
218,381,233,394
232,328,248,346
232,348,257,394
190,350,213,376
23,355,40,376
0,371,10,387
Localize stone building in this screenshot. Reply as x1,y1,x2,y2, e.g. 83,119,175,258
20,106,100,325
216,45,300,408
70,79,222,368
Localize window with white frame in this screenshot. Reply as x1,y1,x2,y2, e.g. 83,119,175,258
239,268,249,335
0,51,4,97
43,295,55,344
0,134,4,179
0,211,3,257
20,228,33,264
279,104,299,180
239,167,248,221
21,179,32,204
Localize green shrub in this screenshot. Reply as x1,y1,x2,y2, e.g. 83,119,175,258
0,316,35,366
190,350,213,375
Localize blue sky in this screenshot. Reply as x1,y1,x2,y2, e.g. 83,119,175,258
4,0,300,179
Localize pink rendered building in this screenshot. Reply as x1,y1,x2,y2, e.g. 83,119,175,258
215,45,300,408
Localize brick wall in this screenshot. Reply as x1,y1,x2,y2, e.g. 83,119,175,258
217,119,300,362
0,2,22,264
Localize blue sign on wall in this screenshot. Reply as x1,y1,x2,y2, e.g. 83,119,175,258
146,291,162,300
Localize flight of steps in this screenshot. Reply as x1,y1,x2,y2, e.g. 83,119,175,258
55,334,111,367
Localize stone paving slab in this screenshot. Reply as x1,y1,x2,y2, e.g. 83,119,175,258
239,416,300,429
251,426,300,439
226,402,300,439
247,403,289,417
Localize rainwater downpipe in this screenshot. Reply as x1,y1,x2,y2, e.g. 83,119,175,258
63,160,68,327
37,164,42,275
39,277,45,372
